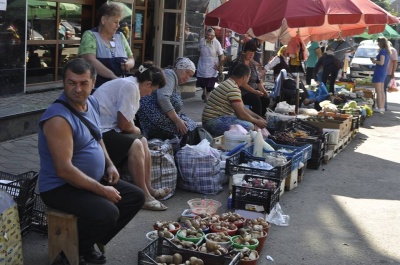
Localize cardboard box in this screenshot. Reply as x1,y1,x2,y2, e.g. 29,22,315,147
352,88,374,99
306,117,351,139
285,169,298,191
234,209,268,220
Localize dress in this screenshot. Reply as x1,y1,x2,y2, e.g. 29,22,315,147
93,76,143,166
202,78,253,136
372,48,390,83
196,37,224,91
38,92,144,255
137,69,197,139
78,28,133,88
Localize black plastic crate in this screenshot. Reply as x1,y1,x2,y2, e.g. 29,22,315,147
350,115,360,131
0,171,38,234
138,237,240,265
307,157,324,170
231,174,280,214
30,192,48,235
291,119,322,136
226,150,292,181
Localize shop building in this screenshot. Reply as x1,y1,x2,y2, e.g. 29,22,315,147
0,0,209,96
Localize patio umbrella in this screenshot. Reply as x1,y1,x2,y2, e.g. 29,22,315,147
205,0,399,44
354,24,400,40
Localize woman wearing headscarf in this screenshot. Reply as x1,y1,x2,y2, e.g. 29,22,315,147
196,28,225,102
79,2,135,89
137,58,199,145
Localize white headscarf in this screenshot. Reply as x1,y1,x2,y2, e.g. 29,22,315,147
175,57,196,73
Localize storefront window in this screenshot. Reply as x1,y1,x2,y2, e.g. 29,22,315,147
184,0,208,66
0,0,26,95
26,1,83,86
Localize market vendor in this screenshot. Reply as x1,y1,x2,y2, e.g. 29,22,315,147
202,63,267,137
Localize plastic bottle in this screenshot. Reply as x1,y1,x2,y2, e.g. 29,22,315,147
253,129,264,157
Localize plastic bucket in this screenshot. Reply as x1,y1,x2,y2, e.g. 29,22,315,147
223,132,251,151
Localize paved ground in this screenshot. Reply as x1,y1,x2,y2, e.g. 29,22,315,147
1,89,400,265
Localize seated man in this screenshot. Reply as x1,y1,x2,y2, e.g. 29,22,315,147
202,63,267,137
93,63,171,211
38,58,145,264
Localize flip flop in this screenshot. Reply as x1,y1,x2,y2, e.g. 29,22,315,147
154,187,172,199
142,200,168,211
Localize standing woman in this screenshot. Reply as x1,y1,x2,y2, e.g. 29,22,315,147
305,41,322,85
79,2,135,89
137,58,199,145
196,28,225,102
371,37,391,113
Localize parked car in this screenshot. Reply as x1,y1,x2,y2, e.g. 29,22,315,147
60,20,80,41
349,44,379,78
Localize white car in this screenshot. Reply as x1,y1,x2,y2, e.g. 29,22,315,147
349,45,379,78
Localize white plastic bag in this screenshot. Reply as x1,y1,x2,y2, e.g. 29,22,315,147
274,101,295,114
266,203,290,226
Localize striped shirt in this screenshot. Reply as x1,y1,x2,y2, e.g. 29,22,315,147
202,78,243,122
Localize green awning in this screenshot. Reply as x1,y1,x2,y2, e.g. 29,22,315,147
354,24,400,40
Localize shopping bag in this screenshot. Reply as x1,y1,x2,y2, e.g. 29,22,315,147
388,78,399,92
315,82,330,102
0,190,24,265
118,139,177,201
148,139,178,200
175,141,223,194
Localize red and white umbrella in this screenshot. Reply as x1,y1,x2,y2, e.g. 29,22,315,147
205,0,399,44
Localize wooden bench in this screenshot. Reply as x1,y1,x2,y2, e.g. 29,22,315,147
47,208,79,265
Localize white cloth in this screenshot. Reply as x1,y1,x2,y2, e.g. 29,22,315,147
93,76,140,133
196,37,224,78
264,56,281,71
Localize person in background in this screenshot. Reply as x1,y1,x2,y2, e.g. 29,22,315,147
202,63,267,137
263,45,290,80
79,2,135,89
371,36,391,113
248,37,265,66
118,22,130,40
38,58,144,264
230,41,270,117
314,47,342,94
328,38,354,74
93,63,171,211
305,41,322,85
137,58,200,146
196,28,225,102
383,42,398,111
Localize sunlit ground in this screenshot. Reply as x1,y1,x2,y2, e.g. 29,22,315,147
333,196,400,260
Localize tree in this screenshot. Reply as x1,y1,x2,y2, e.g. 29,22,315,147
371,0,398,16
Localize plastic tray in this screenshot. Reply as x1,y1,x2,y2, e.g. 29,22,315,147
138,237,240,265
245,141,303,171
231,174,280,214
0,171,38,234
226,150,292,181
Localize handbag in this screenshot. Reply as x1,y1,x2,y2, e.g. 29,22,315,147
388,78,399,92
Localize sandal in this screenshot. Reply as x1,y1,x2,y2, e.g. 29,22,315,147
142,200,168,211
154,187,172,199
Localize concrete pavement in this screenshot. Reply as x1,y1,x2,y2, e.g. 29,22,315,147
1,89,400,264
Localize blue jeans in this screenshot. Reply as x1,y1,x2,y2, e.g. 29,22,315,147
203,115,254,137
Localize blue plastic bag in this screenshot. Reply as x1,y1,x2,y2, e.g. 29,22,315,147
315,82,330,102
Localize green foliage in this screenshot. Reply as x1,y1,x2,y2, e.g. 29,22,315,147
371,0,398,16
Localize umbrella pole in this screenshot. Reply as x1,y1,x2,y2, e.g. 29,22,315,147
295,74,300,114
